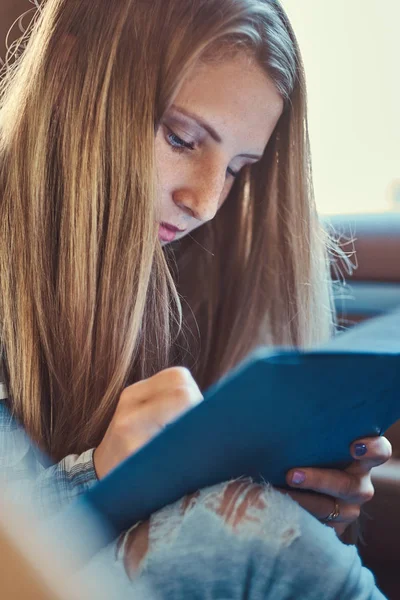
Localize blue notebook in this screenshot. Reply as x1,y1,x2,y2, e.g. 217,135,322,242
66,307,400,549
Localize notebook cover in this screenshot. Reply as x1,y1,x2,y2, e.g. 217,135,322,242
68,307,400,546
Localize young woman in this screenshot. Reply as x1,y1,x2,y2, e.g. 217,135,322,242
0,0,390,597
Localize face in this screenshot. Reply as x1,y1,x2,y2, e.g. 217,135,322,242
155,52,284,244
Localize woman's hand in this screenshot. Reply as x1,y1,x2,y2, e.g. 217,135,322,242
283,436,392,536
93,367,203,479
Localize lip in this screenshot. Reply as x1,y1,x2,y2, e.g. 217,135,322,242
158,222,186,243
161,222,186,233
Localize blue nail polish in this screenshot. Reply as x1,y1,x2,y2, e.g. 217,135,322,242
291,471,306,485
354,443,367,457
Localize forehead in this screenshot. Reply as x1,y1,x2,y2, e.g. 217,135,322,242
172,52,284,153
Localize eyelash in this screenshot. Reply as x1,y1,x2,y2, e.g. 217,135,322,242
166,129,239,178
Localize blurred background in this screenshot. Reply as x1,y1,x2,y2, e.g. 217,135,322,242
282,0,400,216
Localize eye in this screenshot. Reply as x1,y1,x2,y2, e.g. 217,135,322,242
227,167,239,178
165,125,240,179
166,128,195,152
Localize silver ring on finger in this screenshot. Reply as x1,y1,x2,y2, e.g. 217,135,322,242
321,498,341,522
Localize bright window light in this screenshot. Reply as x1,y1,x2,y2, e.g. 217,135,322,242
282,0,400,215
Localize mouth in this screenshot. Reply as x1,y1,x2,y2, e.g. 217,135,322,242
158,222,186,243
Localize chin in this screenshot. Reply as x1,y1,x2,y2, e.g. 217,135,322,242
159,229,190,246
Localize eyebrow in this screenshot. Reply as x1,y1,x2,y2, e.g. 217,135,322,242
170,104,263,160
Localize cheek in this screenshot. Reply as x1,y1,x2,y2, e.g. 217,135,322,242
154,130,234,216
155,134,172,190
154,135,176,215
218,181,234,209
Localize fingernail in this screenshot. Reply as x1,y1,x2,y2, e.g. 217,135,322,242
291,470,306,485
354,443,368,457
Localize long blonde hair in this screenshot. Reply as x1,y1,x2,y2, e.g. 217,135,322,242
0,0,340,459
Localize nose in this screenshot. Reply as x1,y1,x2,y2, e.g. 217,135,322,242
172,168,226,223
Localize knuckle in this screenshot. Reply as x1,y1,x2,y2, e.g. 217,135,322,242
172,385,192,406
164,366,193,386
348,505,361,522
172,386,202,412
382,439,393,461
338,476,354,499
174,387,203,409
361,484,375,504
157,368,202,406
119,382,144,406
370,437,392,462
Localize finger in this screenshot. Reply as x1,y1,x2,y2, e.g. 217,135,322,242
347,436,392,475
278,489,360,525
326,522,348,537
150,367,201,396
286,467,374,504
113,389,201,453
121,367,203,407
132,390,199,435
